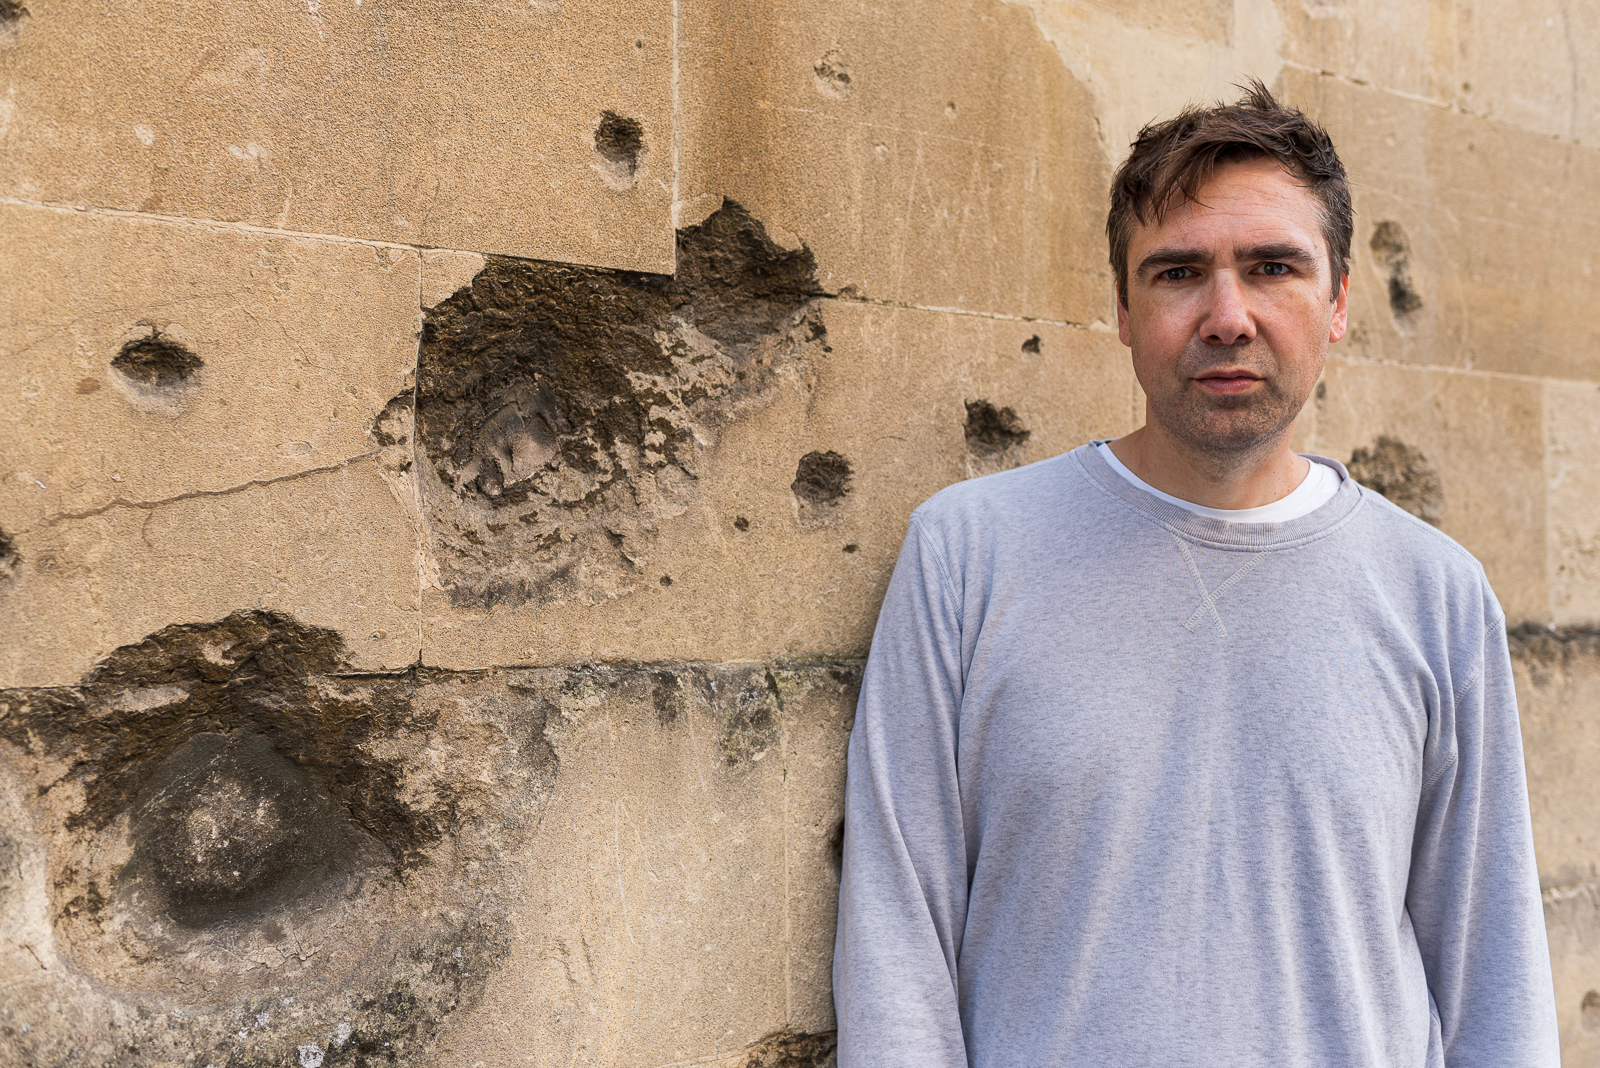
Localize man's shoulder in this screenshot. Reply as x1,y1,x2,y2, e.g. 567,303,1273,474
911,448,1092,534
1339,474,1502,620
1346,476,1484,569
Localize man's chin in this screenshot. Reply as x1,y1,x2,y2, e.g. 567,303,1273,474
1161,406,1299,457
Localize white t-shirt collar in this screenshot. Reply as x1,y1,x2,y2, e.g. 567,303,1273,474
1094,441,1342,525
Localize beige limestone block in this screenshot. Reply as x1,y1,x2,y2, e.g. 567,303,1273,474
1310,357,1547,623
0,202,419,531
1012,0,1284,167
429,663,834,1067
1065,0,1234,44
1451,0,1600,144
419,301,1139,670
1513,632,1600,892
0,0,672,272
678,0,1110,324
1546,383,1600,626
1543,884,1600,1064
0,460,418,687
1292,68,1600,384
783,664,857,1033
1273,0,1436,100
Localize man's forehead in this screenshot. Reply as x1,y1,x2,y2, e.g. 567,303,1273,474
1131,160,1325,249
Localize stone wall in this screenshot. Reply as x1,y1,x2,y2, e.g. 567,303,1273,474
1,0,1598,1063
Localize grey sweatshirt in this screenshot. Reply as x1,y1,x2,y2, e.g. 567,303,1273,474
833,444,1559,1067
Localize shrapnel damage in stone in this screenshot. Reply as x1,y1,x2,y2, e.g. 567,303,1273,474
1347,435,1444,527
400,201,828,609
0,612,862,1068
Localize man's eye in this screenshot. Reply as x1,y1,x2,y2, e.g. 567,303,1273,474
1259,262,1290,276
1160,267,1194,281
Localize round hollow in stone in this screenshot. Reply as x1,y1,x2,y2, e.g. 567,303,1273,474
122,731,348,927
111,335,204,390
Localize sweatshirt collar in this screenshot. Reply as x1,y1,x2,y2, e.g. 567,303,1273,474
1073,442,1366,550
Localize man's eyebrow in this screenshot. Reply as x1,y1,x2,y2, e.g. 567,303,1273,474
1239,242,1319,268
1136,246,1211,277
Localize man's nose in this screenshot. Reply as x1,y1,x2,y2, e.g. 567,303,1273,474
1199,271,1256,346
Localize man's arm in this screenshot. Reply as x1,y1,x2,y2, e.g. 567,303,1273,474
1407,610,1560,1065
833,515,970,1068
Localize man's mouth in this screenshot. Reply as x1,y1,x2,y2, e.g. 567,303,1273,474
1195,371,1262,395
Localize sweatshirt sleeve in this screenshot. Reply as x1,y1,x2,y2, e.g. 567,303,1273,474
1407,611,1560,1066
833,515,971,1068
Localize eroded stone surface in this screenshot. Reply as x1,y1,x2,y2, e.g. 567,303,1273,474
0,611,555,1066
419,306,1139,670
403,202,827,610
1346,435,1443,528
0,611,861,1067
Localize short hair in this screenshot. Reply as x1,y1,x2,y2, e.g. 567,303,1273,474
1107,80,1352,304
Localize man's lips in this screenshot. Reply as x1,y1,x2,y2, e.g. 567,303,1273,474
1194,371,1262,395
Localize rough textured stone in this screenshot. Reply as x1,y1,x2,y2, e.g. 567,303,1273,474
0,613,554,1067
0,0,674,272
0,613,858,1068
1513,628,1600,891
419,303,1139,670
679,0,1110,324
1545,383,1600,626
1544,882,1600,1064
0,202,419,530
407,202,827,612
1296,69,1600,384
0,462,420,687
419,662,860,1067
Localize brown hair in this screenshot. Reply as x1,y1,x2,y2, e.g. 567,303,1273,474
1107,80,1352,303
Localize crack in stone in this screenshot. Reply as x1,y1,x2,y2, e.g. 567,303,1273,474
28,453,380,532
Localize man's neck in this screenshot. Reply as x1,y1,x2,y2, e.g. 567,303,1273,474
1106,423,1309,511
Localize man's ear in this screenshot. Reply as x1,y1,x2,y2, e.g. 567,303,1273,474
1328,271,1349,343
1116,285,1132,347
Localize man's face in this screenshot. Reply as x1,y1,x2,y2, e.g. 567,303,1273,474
1117,156,1348,459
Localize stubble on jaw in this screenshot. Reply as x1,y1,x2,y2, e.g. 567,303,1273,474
1141,338,1316,466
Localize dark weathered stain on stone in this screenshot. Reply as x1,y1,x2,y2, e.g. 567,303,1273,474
792,450,852,505
0,527,17,580
1021,335,1041,354
0,614,865,1068
741,1028,839,1068
964,400,1030,458
411,202,827,608
720,669,783,766
0,0,27,31
0,611,556,1068
1508,623,1600,689
594,110,645,182
813,49,852,99
1369,221,1423,320
21,612,444,866
111,334,204,389
1582,989,1600,1034
1348,435,1443,527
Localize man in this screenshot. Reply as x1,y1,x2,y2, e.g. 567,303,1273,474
832,83,1560,1066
